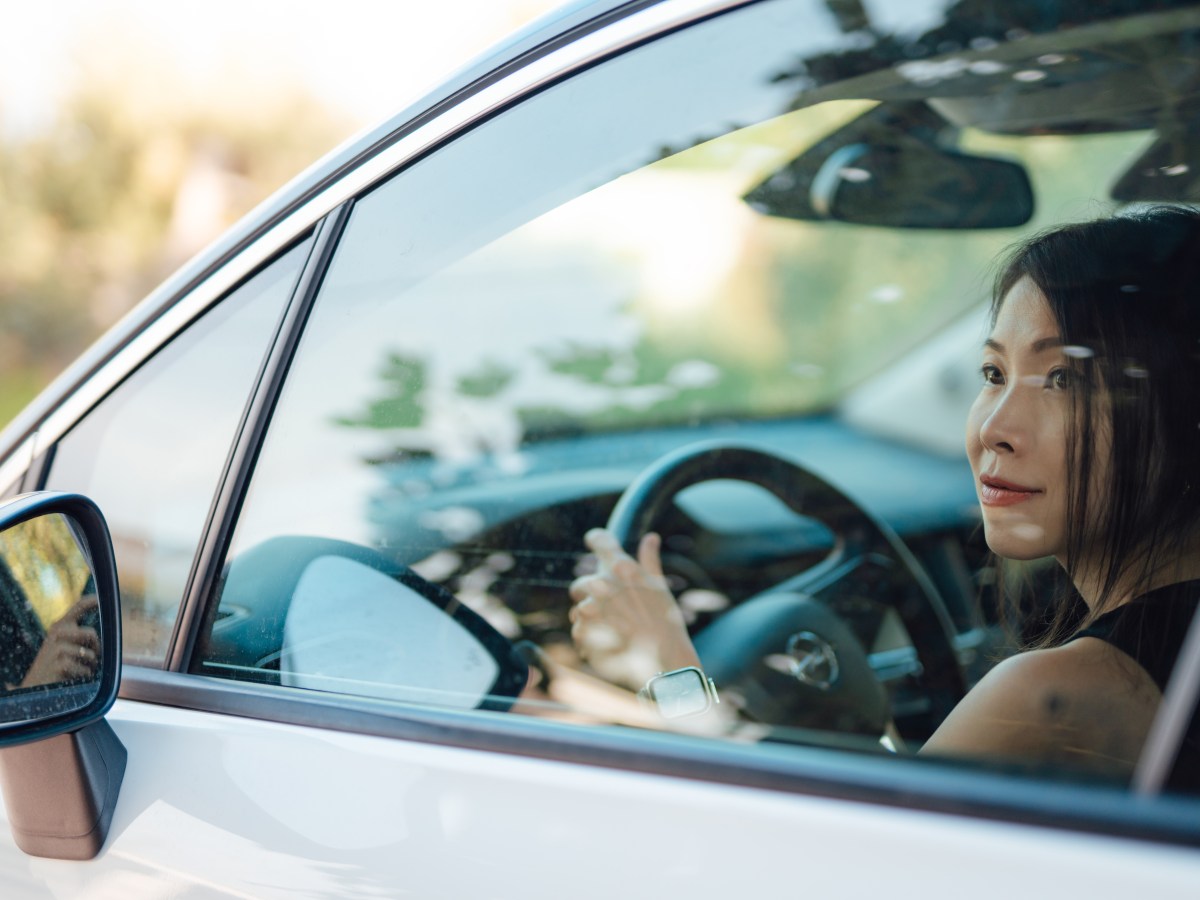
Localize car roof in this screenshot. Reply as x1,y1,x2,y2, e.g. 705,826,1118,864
0,0,656,459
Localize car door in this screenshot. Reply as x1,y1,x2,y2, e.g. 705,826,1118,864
2,0,1200,897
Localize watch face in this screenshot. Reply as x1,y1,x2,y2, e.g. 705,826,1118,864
649,668,710,718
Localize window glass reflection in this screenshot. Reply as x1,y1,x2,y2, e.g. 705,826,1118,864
46,241,309,665
201,0,1200,793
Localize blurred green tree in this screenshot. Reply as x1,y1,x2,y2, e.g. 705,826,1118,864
0,42,352,424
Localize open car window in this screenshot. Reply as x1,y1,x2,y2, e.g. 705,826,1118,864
194,0,1200,797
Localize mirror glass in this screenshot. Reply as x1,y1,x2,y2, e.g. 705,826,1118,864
0,513,102,723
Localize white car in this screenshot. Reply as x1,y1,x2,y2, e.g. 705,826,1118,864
0,0,1198,896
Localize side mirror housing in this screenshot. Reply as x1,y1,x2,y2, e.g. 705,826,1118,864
0,492,125,860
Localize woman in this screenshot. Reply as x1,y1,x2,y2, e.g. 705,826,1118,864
568,207,1200,781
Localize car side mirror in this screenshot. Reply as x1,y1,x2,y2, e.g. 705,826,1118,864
0,492,125,860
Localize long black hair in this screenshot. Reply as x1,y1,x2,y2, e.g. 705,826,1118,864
991,206,1200,645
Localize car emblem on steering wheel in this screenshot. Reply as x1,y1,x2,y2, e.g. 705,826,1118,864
782,631,840,691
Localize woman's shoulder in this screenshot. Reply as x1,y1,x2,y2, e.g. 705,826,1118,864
921,640,1159,773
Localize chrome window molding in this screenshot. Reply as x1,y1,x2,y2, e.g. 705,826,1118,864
0,0,750,467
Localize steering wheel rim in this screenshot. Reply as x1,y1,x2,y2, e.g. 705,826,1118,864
606,440,965,737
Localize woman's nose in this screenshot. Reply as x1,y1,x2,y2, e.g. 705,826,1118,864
978,391,1024,454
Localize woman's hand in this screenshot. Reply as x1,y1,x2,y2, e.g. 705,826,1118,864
21,595,101,688
568,528,700,690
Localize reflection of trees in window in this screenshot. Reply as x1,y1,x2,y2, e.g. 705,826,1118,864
456,362,515,399
333,353,427,430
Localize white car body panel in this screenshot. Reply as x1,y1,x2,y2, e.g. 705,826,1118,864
0,697,1197,898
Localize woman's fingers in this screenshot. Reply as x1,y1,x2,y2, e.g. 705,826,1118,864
569,574,612,605
61,623,100,652
66,593,99,622
584,527,665,587
637,532,664,579
569,528,703,688
584,527,634,567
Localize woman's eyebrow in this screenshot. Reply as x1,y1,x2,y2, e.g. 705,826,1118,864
982,336,1064,353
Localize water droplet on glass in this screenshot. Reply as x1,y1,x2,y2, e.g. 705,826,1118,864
871,285,904,304
667,360,720,390
968,60,1006,75
679,589,730,615
839,166,871,183
764,654,799,676
1062,345,1093,359
1037,53,1066,65
486,552,515,573
1013,69,1047,82
418,506,485,542
1123,366,1149,379
410,550,462,582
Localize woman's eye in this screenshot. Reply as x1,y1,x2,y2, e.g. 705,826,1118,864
1047,367,1073,390
980,364,1003,386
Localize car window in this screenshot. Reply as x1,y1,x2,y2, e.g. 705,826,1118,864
196,0,1200,793
45,240,311,665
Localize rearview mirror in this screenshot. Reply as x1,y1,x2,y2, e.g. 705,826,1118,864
745,102,1034,230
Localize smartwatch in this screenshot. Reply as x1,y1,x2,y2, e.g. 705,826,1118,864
638,666,719,719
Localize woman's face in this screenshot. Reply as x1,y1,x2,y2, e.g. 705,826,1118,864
965,277,1108,565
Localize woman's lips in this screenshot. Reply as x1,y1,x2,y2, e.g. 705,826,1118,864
979,475,1042,507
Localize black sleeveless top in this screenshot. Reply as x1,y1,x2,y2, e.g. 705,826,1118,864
1072,581,1200,792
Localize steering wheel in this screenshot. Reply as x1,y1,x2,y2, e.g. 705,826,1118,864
606,441,964,738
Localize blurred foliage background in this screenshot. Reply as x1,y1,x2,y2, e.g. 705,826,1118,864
0,65,351,423
0,1,556,426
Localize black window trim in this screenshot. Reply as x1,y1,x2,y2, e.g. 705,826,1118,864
165,204,355,672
